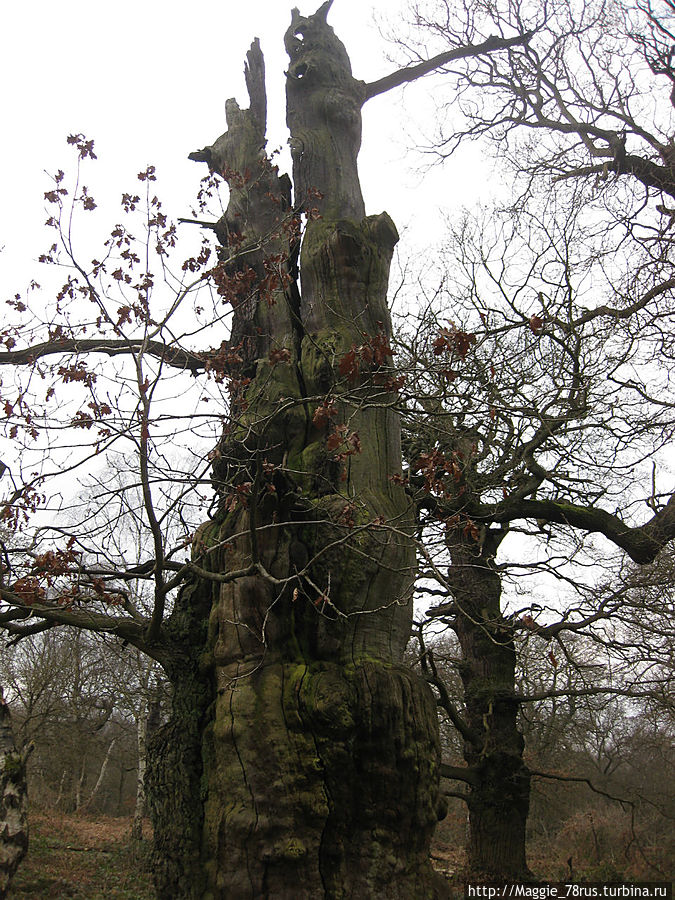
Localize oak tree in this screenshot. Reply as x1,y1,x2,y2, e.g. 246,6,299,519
389,0,675,877
0,3,528,896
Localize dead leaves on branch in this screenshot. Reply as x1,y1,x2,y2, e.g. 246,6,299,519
337,326,395,384
1,539,126,613
432,323,477,360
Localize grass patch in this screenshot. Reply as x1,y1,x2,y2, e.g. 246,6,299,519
9,812,154,899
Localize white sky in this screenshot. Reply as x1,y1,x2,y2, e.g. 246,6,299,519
0,0,489,292
0,1,636,623
0,0,498,560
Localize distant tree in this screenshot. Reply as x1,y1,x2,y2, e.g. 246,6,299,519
366,0,675,877
396,193,675,876
0,628,151,815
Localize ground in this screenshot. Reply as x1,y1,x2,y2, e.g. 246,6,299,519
8,813,154,899
7,807,668,897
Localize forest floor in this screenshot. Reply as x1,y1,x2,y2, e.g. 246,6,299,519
8,810,668,897
8,812,154,899
10,813,466,898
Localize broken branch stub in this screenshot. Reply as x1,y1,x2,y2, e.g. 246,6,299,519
285,5,367,220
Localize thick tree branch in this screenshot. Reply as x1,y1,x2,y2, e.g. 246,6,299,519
440,763,479,786
518,684,667,703
558,278,675,330
554,153,675,199
364,32,534,101
612,152,675,198
0,339,206,373
0,589,176,664
476,493,675,564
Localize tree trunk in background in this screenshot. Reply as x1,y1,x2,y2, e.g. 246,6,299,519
0,688,29,899
74,756,86,812
131,698,147,843
446,528,532,880
82,736,116,811
132,680,162,842
147,5,443,898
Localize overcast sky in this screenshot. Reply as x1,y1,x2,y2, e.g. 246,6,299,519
0,1,580,613
0,0,493,293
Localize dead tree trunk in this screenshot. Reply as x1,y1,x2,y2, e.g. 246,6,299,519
0,689,29,900
147,5,443,899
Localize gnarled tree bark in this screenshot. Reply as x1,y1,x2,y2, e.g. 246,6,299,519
148,8,444,899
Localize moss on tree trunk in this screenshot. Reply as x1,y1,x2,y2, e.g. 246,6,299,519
147,7,444,899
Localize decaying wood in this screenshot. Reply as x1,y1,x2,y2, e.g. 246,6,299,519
148,6,445,898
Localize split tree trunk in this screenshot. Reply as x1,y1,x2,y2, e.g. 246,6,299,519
147,7,444,899
0,688,29,899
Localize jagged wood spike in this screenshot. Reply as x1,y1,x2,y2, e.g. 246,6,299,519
316,0,334,21
244,38,267,131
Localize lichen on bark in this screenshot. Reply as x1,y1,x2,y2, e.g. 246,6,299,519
0,689,29,900
148,6,444,898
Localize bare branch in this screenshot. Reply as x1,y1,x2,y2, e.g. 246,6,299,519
0,338,206,373
478,494,675,564
364,32,534,101
440,763,479,786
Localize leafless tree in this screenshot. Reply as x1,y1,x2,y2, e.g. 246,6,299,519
379,0,675,875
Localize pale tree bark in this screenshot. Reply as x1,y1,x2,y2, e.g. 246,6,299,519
131,698,148,843
55,770,66,810
80,736,116,811
132,678,162,843
0,688,29,899
74,756,86,812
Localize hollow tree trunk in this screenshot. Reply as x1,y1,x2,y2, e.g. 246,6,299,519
0,689,29,899
446,529,532,880
147,7,444,899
